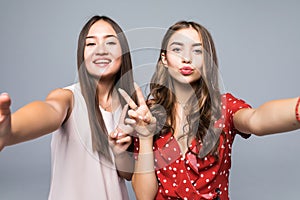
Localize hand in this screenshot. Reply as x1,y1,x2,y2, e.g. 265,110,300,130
118,83,156,137
0,93,12,151
108,104,134,156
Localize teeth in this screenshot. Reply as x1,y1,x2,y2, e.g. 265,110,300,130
94,59,111,64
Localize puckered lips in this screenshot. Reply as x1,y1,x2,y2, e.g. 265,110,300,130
93,57,112,68
179,66,194,75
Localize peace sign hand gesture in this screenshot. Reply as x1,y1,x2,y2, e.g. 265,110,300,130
118,83,156,138
108,104,134,156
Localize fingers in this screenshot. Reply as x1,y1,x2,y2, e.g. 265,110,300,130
128,109,138,119
109,130,132,144
133,82,146,106
118,88,138,110
115,135,131,144
0,93,11,119
118,104,129,124
118,85,157,139
0,93,11,111
112,113,135,142
118,82,147,109
118,123,134,135
137,105,149,117
110,126,132,139
143,114,157,124
128,109,146,122
108,130,132,156
124,118,136,125
109,130,118,140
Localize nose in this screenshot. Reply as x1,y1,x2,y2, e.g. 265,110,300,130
182,51,191,64
95,42,108,55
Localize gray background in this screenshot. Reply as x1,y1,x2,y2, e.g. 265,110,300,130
0,0,300,199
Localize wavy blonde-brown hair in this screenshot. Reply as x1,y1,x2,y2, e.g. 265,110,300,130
148,21,222,158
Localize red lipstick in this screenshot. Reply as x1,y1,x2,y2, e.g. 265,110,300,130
180,66,194,75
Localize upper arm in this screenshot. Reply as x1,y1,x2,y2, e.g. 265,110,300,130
45,88,73,126
233,108,255,135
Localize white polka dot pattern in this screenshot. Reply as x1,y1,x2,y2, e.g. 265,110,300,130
133,93,251,199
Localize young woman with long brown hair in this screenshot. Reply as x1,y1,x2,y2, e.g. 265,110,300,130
0,15,136,200
119,21,300,200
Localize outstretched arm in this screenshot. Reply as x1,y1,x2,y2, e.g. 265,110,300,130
233,97,300,136
0,89,72,150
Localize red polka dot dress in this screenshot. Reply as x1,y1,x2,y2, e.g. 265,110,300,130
134,93,251,200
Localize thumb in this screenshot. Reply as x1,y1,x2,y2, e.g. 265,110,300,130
0,93,12,112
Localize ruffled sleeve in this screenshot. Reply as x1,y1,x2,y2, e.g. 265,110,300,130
221,93,252,138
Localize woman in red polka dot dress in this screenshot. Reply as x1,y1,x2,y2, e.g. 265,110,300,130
119,21,300,200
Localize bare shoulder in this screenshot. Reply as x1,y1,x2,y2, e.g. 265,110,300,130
46,88,73,101
45,88,74,113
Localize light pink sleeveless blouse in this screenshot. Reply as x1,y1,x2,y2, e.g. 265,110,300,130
48,83,129,200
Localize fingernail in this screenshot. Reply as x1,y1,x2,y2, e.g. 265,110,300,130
133,82,139,89
125,118,136,125
118,88,125,94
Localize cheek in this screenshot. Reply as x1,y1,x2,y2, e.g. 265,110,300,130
84,48,93,61
194,70,202,79
111,56,122,73
109,45,122,59
114,57,122,67
112,50,122,69
166,53,182,68
192,57,203,69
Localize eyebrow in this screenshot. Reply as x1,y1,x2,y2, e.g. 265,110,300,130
170,41,202,47
170,41,183,46
86,35,118,39
192,43,202,47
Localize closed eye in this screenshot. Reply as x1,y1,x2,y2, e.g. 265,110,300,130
193,49,202,54
86,43,96,46
106,41,117,45
172,48,182,53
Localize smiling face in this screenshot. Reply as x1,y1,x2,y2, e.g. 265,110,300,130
162,27,203,86
84,20,122,79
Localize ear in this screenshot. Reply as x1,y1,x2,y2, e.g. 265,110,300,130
161,53,167,66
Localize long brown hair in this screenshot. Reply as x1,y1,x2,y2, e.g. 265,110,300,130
77,15,136,162
149,21,222,158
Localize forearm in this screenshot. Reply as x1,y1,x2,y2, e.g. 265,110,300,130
132,136,158,200
8,101,65,145
235,97,300,136
115,151,134,181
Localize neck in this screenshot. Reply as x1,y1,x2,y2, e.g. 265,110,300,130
97,79,114,99
97,78,119,111
172,80,195,104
